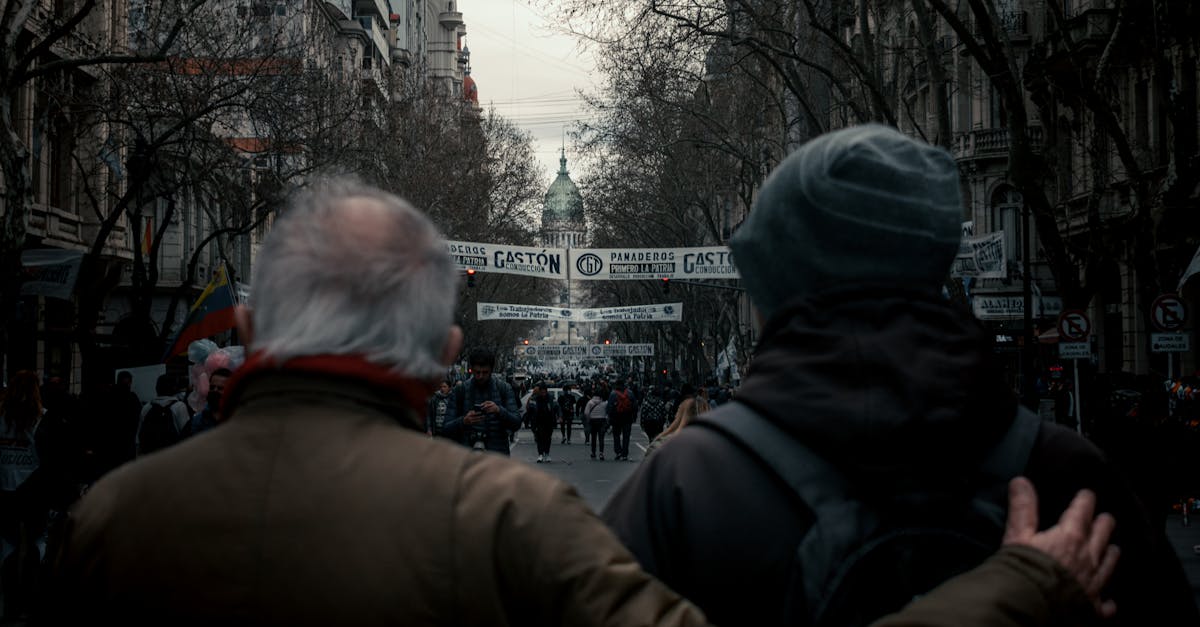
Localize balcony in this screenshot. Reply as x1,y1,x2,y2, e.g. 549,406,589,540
439,11,463,29
953,126,1044,160
1065,8,1116,48
354,0,390,21
999,11,1028,37
356,16,390,62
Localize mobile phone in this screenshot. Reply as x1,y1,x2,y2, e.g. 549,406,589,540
473,403,485,411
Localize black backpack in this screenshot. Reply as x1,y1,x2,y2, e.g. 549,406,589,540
693,402,1040,627
138,401,183,455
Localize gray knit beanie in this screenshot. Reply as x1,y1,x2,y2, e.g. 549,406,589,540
730,124,962,320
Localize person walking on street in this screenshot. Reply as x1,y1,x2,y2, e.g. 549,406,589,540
644,394,709,458
584,389,609,460
580,386,593,445
0,371,47,621
607,380,637,461
180,368,232,439
426,380,453,437
136,375,191,456
525,382,560,463
442,349,520,455
558,383,577,444
638,386,669,443
602,124,1199,627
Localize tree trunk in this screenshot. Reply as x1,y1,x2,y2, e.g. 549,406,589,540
0,87,35,377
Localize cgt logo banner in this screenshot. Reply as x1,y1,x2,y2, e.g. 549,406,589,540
446,240,567,279
520,344,656,357
569,247,739,280
478,302,683,322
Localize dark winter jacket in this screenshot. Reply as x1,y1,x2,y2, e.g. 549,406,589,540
427,391,452,436
525,394,561,432
442,378,520,455
602,289,1198,627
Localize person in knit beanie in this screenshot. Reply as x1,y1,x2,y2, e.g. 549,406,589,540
730,123,962,321
603,124,1198,627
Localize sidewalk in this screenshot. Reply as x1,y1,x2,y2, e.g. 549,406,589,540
1164,513,1200,612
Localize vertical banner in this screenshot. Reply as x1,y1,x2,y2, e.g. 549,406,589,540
951,231,1006,279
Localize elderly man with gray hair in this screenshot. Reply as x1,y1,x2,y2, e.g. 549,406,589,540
39,178,709,626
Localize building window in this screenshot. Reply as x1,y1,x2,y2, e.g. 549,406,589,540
991,186,1023,265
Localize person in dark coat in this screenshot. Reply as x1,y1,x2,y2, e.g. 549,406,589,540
525,382,561,463
601,125,1198,627
441,349,520,455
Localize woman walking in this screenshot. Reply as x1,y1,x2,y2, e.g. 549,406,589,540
584,387,609,460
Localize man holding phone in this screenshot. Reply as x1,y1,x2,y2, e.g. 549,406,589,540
442,349,520,455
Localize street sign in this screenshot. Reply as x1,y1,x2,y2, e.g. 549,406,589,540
1057,310,1091,342
1058,342,1092,360
1151,294,1188,332
1152,333,1190,353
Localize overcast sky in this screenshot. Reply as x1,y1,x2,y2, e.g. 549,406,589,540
462,0,598,188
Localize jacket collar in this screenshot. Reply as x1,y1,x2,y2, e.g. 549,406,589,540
223,352,436,430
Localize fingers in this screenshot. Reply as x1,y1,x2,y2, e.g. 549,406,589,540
1004,477,1039,544
1057,488,1098,546
1087,544,1121,600
1086,512,1116,569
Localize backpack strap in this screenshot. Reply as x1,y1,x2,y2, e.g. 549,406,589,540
693,400,1041,625
694,403,857,621
970,404,1041,527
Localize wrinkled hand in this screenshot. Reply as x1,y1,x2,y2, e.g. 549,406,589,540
1003,477,1120,619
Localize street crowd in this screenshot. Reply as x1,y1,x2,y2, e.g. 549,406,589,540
1,125,1197,625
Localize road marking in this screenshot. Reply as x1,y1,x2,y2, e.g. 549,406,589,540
635,442,647,453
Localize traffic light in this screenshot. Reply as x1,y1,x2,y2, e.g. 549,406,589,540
466,268,476,288
604,339,611,345
523,339,530,345
661,277,670,294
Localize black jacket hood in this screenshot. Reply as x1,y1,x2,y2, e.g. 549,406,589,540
736,287,1017,484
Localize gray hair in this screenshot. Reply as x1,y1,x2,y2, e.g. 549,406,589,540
249,177,457,378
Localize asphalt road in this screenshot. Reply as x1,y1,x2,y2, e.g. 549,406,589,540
509,422,652,513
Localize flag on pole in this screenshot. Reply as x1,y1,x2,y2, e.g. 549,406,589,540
142,218,153,256
163,264,238,361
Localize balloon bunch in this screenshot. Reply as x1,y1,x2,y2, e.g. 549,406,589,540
187,339,246,413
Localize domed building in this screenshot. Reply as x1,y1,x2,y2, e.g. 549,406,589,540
540,150,589,347
541,149,586,250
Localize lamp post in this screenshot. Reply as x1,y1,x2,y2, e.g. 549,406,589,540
1021,202,1036,409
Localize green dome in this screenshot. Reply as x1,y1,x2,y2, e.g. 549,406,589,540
542,151,584,225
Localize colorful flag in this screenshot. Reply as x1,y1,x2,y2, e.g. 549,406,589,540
142,218,153,256
163,264,238,361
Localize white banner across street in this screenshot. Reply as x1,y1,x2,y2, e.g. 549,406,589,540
951,230,1007,279
446,240,567,279
478,302,682,322
446,240,739,280
517,344,656,357
569,246,738,280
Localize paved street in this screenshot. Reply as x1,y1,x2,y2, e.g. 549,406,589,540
1165,513,1200,612
510,423,652,512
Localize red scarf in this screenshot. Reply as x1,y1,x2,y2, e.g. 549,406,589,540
222,352,436,422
